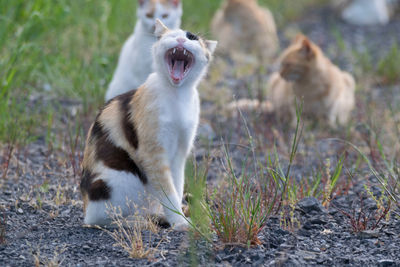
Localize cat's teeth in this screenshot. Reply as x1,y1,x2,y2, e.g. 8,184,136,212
183,49,187,55
173,48,176,54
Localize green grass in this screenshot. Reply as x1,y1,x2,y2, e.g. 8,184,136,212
377,43,400,84
0,0,328,147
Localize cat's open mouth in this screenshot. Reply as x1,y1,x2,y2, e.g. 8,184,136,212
165,46,194,85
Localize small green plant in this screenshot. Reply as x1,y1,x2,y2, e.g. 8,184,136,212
100,203,163,259
30,243,67,267
35,181,50,210
339,194,391,233
184,156,213,266
185,156,212,239
336,126,399,218
377,43,400,84
279,197,300,231
205,104,282,246
268,100,303,232
207,147,278,246
321,156,344,208
365,184,392,222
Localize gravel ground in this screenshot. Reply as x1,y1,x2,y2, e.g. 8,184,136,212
1,5,400,267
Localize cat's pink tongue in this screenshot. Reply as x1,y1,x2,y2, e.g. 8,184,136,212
172,60,185,83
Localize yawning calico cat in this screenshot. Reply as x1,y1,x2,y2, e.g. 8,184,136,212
211,0,279,63
105,0,182,101
267,35,355,127
81,20,217,230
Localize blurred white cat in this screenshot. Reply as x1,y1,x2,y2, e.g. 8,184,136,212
105,0,182,101
333,0,391,25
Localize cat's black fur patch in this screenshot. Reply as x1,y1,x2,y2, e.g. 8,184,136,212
88,179,111,201
90,100,113,141
80,169,98,196
95,130,148,184
186,31,199,41
89,110,147,184
118,90,139,149
150,215,171,229
91,119,103,140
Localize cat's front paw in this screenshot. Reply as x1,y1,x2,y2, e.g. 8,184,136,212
171,221,190,232
170,216,192,231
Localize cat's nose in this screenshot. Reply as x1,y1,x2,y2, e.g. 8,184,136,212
177,38,186,44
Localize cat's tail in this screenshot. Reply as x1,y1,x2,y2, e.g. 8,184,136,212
225,98,273,116
343,71,356,92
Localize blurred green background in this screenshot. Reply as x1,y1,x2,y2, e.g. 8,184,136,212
0,0,321,145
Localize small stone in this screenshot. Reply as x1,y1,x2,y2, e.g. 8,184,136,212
321,229,333,235
17,208,23,214
309,218,327,225
215,255,222,263
378,259,396,267
275,228,290,236
298,228,311,237
251,254,260,261
297,197,325,213
61,209,71,217
303,221,313,230
222,254,235,261
358,230,379,239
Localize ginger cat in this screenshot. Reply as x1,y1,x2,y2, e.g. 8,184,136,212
105,0,182,101
267,35,355,127
211,0,279,63
81,20,217,230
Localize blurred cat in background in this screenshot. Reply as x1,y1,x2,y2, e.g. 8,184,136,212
211,0,279,64
105,0,182,101
332,0,394,25
267,35,355,127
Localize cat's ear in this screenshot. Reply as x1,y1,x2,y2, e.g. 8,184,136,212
169,0,180,7
138,0,146,6
205,40,218,54
294,34,306,43
154,19,169,38
299,38,315,59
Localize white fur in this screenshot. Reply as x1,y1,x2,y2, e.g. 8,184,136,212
105,0,182,101
85,24,216,230
84,167,161,226
143,27,214,229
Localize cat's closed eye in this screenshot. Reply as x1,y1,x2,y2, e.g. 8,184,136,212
146,13,154,18
162,14,169,19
